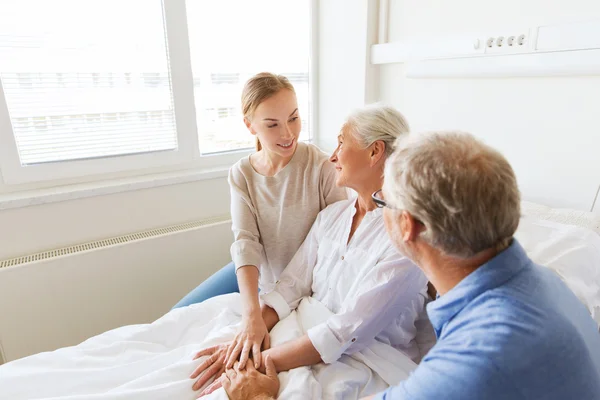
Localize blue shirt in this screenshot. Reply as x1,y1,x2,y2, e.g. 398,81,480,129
375,240,600,400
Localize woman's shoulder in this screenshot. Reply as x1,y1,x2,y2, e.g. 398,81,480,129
299,142,339,183
301,142,331,165
228,155,254,185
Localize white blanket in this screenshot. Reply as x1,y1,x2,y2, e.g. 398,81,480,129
0,294,417,400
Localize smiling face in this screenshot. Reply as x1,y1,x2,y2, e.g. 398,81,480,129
245,89,301,158
328,124,374,191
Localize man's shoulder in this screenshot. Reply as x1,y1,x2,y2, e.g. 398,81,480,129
436,286,600,388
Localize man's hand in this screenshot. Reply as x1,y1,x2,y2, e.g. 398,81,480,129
199,355,279,399
224,356,279,400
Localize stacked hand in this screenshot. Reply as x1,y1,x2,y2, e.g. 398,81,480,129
225,315,270,370
191,316,271,396
200,356,279,399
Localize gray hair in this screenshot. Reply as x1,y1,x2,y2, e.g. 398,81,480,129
384,131,521,258
345,104,410,157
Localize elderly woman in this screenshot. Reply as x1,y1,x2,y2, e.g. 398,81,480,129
192,105,428,396
367,131,600,400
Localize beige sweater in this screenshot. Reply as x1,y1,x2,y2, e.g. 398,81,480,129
228,142,347,291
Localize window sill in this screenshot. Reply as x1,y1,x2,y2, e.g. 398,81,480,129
0,166,229,211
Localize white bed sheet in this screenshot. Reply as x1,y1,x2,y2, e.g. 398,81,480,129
0,294,417,400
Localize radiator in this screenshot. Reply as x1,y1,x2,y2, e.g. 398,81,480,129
0,216,233,364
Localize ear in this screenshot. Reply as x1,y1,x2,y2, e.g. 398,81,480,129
369,140,386,167
244,117,256,135
400,210,423,242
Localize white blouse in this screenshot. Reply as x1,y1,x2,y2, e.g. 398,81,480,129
261,198,428,364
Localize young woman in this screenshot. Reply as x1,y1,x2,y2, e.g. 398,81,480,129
174,73,347,376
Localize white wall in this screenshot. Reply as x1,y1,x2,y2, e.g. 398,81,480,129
317,0,380,152
0,177,230,261
379,0,600,211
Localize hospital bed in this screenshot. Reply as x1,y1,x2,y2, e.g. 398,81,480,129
0,200,599,400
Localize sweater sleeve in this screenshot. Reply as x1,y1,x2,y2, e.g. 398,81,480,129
228,165,263,271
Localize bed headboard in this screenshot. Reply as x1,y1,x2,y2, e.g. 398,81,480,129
494,146,600,214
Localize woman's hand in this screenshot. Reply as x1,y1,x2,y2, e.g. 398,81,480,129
225,314,271,370
190,343,229,392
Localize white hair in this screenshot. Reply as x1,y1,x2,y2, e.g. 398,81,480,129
345,104,410,156
384,131,521,258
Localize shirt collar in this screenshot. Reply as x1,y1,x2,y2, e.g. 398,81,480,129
426,239,531,336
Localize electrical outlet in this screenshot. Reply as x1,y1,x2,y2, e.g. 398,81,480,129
484,32,528,54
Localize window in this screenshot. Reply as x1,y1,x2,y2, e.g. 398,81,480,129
186,0,312,154
142,72,162,88
283,72,310,84
0,0,179,169
17,73,33,88
92,73,101,87
0,0,313,186
210,73,240,85
56,73,66,88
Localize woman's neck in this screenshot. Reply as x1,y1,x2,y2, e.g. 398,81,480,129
346,181,382,245
353,179,383,214
251,147,296,176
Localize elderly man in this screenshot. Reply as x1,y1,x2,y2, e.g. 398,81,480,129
221,131,600,400
368,131,600,399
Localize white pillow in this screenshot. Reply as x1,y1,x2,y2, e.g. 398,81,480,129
521,200,600,235
515,216,600,327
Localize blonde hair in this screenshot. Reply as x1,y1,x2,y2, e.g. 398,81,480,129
241,72,295,151
384,131,521,258
345,104,410,157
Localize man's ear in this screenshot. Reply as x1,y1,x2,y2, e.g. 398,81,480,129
400,210,422,242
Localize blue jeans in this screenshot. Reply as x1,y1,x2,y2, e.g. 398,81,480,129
172,261,239,309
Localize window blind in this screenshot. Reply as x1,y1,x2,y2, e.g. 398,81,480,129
0,0,177,165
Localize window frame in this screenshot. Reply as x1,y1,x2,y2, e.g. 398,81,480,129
0,0,317,189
